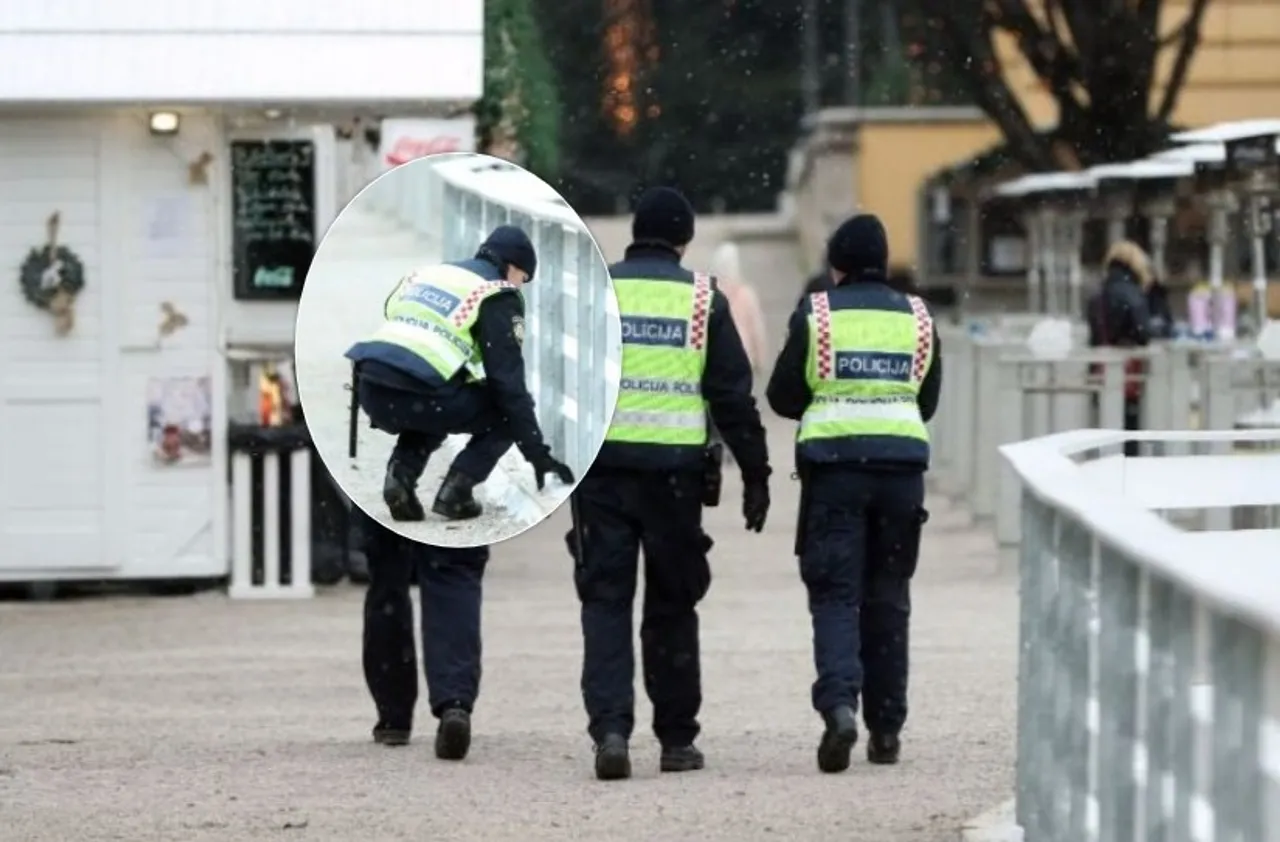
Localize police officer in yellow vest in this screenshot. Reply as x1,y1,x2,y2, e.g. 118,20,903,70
570,187,772,781
766,214,942,774
346,226,574,522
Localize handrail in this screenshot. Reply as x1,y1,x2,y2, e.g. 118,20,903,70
999,427,1280,842
1002,428,1280,636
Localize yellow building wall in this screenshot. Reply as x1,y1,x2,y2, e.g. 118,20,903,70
999,0,1280,128
856,119,1001,271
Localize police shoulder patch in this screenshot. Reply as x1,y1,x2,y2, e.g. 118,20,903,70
512,315,525,345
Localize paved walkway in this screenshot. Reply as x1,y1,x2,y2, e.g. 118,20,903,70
0,409,1016,842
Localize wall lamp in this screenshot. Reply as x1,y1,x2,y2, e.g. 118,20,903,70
149,111,181,136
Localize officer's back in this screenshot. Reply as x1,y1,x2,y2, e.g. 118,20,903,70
600,196,769,482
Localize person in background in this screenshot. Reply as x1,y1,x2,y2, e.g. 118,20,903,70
710,242,769,374
1085,240,1153,457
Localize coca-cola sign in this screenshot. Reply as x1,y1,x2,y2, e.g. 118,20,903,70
379,117,476,170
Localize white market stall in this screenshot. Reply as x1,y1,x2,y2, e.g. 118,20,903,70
0,0,483,596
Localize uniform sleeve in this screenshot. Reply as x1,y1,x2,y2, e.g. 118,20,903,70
702,290,771,482
918,325,942,423
765,305,812,422
473,293,550,463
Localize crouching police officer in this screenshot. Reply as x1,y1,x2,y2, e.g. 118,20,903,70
346,225,575,523
359,507,488,759
570,187,772,781
766,214,942,773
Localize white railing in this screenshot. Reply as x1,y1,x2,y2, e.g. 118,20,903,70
1000,428,1280,842
227,447,314,599
358,154,621,481
928,317,1280,546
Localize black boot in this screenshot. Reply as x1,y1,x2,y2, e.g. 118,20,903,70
593,734,631,781
816,705,858,773
372,719,411,747
432,470,483,520
659,744,705,773
383,461,426,521
434,707,472,761
866,732,901,765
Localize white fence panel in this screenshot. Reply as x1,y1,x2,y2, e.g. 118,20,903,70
1002,428,1280,842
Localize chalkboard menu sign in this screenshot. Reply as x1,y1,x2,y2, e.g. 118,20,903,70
231,140,317,301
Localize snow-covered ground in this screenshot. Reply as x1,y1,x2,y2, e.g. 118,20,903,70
294,206,575,547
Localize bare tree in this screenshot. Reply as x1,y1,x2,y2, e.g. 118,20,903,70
905,0,1212,170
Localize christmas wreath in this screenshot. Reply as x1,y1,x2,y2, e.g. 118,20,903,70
19,212,85,335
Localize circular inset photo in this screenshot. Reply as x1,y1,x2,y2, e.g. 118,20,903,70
295,152,621,547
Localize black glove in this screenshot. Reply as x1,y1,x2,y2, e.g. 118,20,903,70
742,479,770,532
532,454,575,491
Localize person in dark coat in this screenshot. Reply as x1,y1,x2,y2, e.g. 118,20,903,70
359,507,488,759
1085,240,1153,456
569,186,772,781
346,226,574,522
767,213,941,773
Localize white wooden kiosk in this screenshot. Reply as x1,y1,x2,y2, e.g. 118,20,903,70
0,1,482,597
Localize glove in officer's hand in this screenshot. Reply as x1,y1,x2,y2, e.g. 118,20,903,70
742,479,770,532
533,455,575,491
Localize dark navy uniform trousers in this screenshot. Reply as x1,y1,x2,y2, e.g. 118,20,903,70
570,469,712,748
799,465,927,735
360,512,488,727
357,374,513,483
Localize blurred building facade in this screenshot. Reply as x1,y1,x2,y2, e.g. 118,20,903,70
792,0,1280,294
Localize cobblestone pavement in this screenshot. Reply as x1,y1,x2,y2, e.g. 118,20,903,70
0,408,1016,841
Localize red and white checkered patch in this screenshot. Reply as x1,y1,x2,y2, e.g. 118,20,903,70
688,272,713,350
810,291,834,379
908,295,933,381
450,281,518,328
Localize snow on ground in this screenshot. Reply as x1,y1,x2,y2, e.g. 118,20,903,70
294,206,573,548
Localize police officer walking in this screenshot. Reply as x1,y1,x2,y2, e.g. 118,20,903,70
765,214,942,773
570,186,772,781
359,507,488,759
346,225,575,522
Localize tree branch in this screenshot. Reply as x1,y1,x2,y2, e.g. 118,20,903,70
925,2,1054,170
986,0,1087,124
1156,0,1211,123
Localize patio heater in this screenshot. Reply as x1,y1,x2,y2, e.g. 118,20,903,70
1223,130,1280,328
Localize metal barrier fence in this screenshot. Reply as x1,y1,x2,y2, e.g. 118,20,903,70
929,317,1280,547
359,154,621,480
1001,428,1280,842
